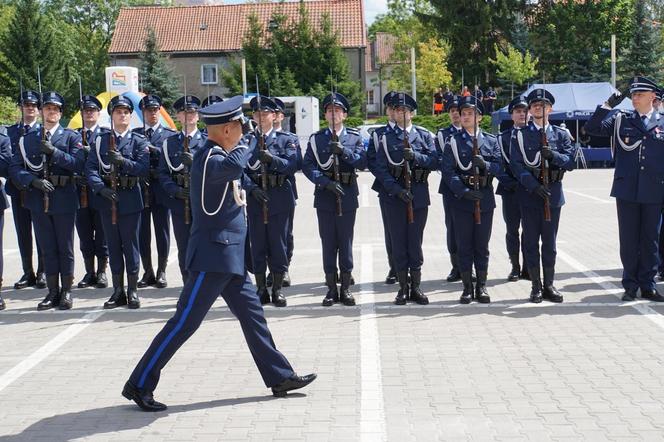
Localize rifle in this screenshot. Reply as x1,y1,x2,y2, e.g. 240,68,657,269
141,94,150,210
541,79,552,222
401,94,414,224
18,79,26,208
37,67,49,213
109,101,118,225
78,78,88,208
256,76,269,224
183,78,191,225
471,102,481,225
329,87,343,217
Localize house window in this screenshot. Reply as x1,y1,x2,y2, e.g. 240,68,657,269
201,64,218,85
367,90,375,105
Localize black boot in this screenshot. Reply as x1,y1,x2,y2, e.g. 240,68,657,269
394,270,409,305
409,270,429,305
340,272,356,306
384,268,397,285
14,271,36,290
104,274,127,309
35,272,47,289
446,254,461,282
459,272,474,304
138,255,156,288
78,257,97,288
127,273,141,309
271,273,287,307
520,265,530,281
282,271,291,287
59,274,74,310
529,267,543,303
475,271,491,304
266,272,273,287
542,267,563,303
507,255,520,282
37,275,60,310
322,273,339,307
155,257,168,289
96,256,108,288
256,273,270,305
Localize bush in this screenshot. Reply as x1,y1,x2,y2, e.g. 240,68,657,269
374,114,493,134
319,116,364,130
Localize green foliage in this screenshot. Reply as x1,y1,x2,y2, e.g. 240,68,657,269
319,116,364,129
491,42,538,87
139,27,179,111
620,0,663,83
0,94,19,125
373,113,493,134
415,38,453,112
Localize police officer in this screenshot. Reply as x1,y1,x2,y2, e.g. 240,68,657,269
368,91,398,284
497,95,529,281
10,91,83,310
134,94,175,289
202,95,223,107
158,95,206,285
302,93,366,306
75,95,110,289
243,95,299,307
86,95,149,309
6,90,46,290
374,92,439,305
435,96,463,282
586,77,664,301
0,129,13,310
122,96,315,411
510,89,576,303
441,96,501,304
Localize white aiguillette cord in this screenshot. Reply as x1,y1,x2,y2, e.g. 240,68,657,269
201,145,247,217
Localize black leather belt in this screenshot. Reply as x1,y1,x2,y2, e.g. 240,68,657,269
322,171,357,186
103,175,139,190
528,167,565,183
461,174,493,189
48,175,75,187
249,173,287,188
388,165,430,183
171,173,189,186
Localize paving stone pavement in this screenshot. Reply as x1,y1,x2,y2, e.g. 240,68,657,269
2,169,664,441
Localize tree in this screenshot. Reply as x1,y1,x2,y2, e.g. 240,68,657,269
621,0,663,82
491,42,538,97
412,38,452,112
139,27,179,110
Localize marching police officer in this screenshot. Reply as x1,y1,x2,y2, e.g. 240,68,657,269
586,76,664,301
10,91,84,310
302,93,366,306
134,95,175,289
6,90,46,290
75,95,110,289
122,96,315,411
441,95,501,304
435,95,463,282
510,89,576,303
374,92,439,305
243,95,299,307
0,129,13,310
158,95,206,284
86,95,149,309
497,95,530,281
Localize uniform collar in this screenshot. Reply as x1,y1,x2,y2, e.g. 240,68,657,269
638,108,654,120
23,120,38,129
182,128,198,138
531,120,551,131
259,128,274,138
45,124,60,139
396,124,413,133
114,128,130,138
149,122,161,132
328,126,345,137
84,124,98,133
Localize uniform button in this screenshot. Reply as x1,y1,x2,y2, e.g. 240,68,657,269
642,156,646,160
641,166,645,170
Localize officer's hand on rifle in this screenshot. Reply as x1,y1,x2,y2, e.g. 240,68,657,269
398,189,413,203
40,140,55,156
541,147,554,161
534,185,551,200
330,140,344,156
181,151,193,167
99,187,118,202
258,149,273,164
606,90,627,108
251,188,270,203
471,155,486,170
31,178,54,193
403,147,415,161
325,181,345,197
148,144,158,154
81,144,91,155
462,189,483,201
150,169,159,179
175,187,190,200
107,150,126,167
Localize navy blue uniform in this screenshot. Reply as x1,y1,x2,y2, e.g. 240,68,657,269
302,127,367,274
86,131,149,276
374,125,439,272
9,126,84,279
283,128,300,270
158,129,206,283
128,140,295,393
0,133,13,284
509,122,576,273
585,106,664,293
435,125,462,265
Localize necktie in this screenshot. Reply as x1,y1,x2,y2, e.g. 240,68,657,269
116,135,122,145
45,131,51,141
24,125,30,133
146,128,153,139
642,115,648,126
86,130,92,141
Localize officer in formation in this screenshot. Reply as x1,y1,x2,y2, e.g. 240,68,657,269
586,76,664,302
122,96,315,411
134,95,176,289
10,92,83,310
244,96,299,307
302,93,366,306
0,127,12,310
6,90,46,290
86,95,149,309
510,89,576,303
496,95,530,281
441,95,501,304
373,92,439,305
75,95,109,289
158,95,206,284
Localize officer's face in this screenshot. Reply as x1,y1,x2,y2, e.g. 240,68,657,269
143,107,160,126
529,102,552,120
112,107,132,130
273,112,285,128
460,107,482,131
208,120,243,152
325,105,347,128
449,108,461,125
21,103,38,120
386,106,394,122
82,108,100,126
252,110,275,131
511,107,528,127
177,110,199,128
394,106,412,126
42,103,62,124
631,91,656,113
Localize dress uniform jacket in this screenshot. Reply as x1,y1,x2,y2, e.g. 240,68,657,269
133,125,177,204
496,128,520,195
158,130,206,213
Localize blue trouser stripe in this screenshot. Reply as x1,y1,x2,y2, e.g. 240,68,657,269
137,271,206,388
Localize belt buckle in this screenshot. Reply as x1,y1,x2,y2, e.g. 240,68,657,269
467,175,476,186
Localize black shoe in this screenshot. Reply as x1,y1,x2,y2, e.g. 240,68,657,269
122,381,167,412
658,272,664,282
621,290,637,302
459,271,473,304
78,257,97,288
255,273,270,305
446,267,461,282
282,271,291,287
384,269,397,285
96,257,108,288
409,270,429,305
339,272,356,306
104,274,127,309
507,255,520,282
475,271,491,304
127,274,141,309
35,272,47,289
58,275,74,310
322,273,339,307
137,270,156,288
271,373,317,397
394,270,409,305
271,273,287,307
542,286,563,303
37,275,61,310
14,272,36,290
266,272,273,287
155,258,168,288
0,293,5,310
642,289,664,302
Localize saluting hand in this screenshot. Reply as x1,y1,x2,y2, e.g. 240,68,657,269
40,140,55,156
107,150,126,167
606,91,627,108
31,178,54,193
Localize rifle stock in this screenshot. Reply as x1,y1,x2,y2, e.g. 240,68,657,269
37,67,49,213
472,110,481,225
402,104,414,224
78,79,88,209
329,94,343,217
541,127,552,222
